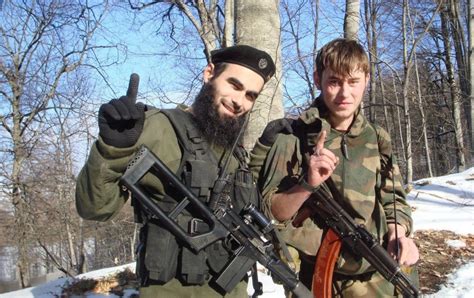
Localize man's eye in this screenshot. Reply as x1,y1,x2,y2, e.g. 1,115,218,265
231,83,241,90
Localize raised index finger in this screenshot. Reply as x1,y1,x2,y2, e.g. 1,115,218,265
315,130,327,154
126,73,140,101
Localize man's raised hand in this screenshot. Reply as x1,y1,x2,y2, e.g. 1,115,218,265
306,130,339,187
98,73,145,148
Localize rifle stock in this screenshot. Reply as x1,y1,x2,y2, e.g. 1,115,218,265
121,146,312,298
294,179,419,297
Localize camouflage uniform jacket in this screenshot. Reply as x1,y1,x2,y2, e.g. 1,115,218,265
249,106,413,276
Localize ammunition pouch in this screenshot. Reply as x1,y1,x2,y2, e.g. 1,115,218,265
137,223,179,284
233,167,260,211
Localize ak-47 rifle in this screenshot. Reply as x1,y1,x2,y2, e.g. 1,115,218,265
293,178,419,298
120,145,312,298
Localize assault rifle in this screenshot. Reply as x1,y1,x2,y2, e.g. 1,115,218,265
293,178,419,297
120,146,312,298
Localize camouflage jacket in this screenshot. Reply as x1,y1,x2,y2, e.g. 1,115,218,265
249,106,413,276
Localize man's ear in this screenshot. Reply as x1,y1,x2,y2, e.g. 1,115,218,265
313,71,321,89
203,63,215,83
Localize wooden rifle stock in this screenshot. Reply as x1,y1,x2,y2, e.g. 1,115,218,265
312,229,341,298
292,178,419,298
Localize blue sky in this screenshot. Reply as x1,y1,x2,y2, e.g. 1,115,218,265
88,1,348,111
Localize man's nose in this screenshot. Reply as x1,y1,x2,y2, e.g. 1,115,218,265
340,82,351,97
232,94,244,111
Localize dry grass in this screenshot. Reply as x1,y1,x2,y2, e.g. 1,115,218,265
414,230,474,294
61,267,138,297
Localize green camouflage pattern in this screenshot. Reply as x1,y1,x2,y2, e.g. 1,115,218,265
249,106,413,277
334,271,399,297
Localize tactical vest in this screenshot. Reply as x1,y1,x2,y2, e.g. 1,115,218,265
135,108,259,287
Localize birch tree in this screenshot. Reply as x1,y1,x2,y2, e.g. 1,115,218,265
344,0,360,40
235,0,283,148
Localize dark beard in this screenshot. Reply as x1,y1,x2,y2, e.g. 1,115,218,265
192,82,247,149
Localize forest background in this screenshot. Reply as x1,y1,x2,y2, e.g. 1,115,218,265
0,0,472,292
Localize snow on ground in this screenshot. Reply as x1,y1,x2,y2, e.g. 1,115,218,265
425,262,474,298
408,167,474,235
1,168,472,297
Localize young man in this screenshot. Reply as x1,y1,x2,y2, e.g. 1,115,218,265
76,45,275,297
250,38,419,296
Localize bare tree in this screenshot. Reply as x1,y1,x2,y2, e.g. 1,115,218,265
279,0,319,115
405,3,435,177
0,1,112,287
440,1,466,171
401,0,441,183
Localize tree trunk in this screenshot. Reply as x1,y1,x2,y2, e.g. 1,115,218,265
66,220,78,272
223,0,234,47
364,0,377,121
378,66,390,134
77,218,86,274
344,0,360,40
392,73,406,167
441,4,466,171
469,0,474,162
235,0,283,149
414,53,434,177
12,83,30,288
402,0,414,183
449,0,470,161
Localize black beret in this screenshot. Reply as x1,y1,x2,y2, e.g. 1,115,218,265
211,45,276,83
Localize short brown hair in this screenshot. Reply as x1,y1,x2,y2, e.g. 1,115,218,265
315,38,369,79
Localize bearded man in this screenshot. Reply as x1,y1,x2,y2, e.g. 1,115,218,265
75,45,275,297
